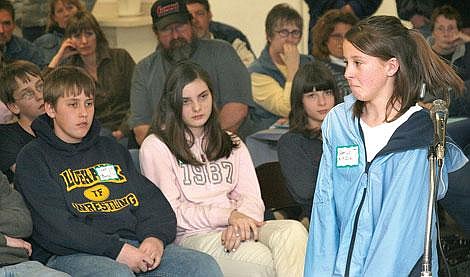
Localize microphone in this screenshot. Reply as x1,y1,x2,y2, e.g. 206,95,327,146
430,99,448,165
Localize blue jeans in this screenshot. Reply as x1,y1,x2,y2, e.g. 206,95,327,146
0,261,70,277
46,243,223,277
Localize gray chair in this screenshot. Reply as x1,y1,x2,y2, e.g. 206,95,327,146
129,149,140,173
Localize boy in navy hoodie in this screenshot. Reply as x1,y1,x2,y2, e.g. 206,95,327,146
14,66,222,277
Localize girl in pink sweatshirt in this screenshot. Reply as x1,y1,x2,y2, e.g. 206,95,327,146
140,61,307,277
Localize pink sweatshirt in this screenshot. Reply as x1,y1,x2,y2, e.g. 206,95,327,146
140,134,265,243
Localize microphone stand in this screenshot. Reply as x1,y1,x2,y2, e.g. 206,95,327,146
421,146,437,276
421,99,447,276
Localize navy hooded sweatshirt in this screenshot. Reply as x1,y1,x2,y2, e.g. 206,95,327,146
14,114,176,263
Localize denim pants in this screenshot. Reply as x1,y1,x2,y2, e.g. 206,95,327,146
0,261,70,277
46,243,223,277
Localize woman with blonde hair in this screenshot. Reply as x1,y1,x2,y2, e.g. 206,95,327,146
34,0,84,62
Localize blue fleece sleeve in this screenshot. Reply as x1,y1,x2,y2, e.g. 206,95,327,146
304,118,339,276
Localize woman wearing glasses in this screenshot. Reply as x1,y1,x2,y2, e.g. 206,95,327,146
311,9,358,96
244,4,313,134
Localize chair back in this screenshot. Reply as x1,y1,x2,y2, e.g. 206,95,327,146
255,161,302,219
129,149,141,173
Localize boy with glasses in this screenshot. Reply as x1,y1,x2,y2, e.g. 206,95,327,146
0,60,44,183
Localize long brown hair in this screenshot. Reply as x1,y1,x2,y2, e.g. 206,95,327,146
346,16,464,120
65,11,109,57
149,62,239,166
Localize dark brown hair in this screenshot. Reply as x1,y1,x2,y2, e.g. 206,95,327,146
311,9,358,59
431,5,462,31
149,61,239,166
345,16,463,120
0,0,14,21
289,61,341,137
65,11,109,57
185,0,210,12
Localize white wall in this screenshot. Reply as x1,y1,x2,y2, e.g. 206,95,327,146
94,0,402,58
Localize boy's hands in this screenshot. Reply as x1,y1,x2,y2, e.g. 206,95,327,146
116,237,164,273
139,237,164,271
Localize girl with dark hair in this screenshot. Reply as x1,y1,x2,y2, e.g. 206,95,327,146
304,16,468,276
278,61,341,222
140,61,308,277
47,11,135,144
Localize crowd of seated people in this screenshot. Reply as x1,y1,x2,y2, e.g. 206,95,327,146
1,0,469,275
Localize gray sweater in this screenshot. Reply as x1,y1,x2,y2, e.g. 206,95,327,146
0,172,32,266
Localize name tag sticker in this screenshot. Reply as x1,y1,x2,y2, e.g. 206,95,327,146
95,165,119,181
336,145,359,167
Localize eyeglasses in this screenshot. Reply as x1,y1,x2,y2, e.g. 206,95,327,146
275,29,302,39
14,83,43,101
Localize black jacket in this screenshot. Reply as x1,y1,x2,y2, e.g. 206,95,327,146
15,114,176,263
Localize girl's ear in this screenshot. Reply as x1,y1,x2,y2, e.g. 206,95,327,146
385,57,399,77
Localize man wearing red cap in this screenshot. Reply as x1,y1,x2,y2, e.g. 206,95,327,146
129,0,254,145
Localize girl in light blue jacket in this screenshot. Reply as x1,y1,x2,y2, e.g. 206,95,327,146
304,16,468,277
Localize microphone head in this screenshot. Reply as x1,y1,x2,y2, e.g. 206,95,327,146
430,99,448,121
430,99,448,154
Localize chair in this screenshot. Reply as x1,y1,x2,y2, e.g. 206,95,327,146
129,149,141,173
255,162,302,221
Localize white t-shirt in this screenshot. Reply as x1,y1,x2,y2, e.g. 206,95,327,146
360,105,423,162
